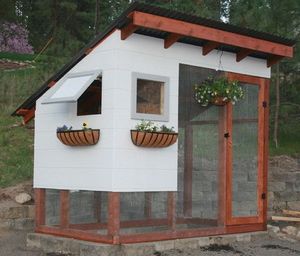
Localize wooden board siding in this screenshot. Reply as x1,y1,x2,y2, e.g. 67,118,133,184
34,30,270,193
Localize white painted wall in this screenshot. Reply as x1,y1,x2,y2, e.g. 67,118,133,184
34,30,270,192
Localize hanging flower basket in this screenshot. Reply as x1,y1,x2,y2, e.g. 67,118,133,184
57,129,100,146
194,77,244,106
131,130,178,148
211,96,230,106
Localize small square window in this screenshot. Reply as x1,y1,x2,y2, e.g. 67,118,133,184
136,79,164,115
132,73,169,121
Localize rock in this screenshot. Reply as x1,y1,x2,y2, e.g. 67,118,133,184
268,224,280,234
15,193,31,204
281,226,298,236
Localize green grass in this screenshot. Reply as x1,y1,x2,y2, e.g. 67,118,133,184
0,55,68,188
270,121,300,157
0,116,34,187
0,52,36,61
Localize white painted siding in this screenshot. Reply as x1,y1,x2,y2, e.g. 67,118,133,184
34,30,270,192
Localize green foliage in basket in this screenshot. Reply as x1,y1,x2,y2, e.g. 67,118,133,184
135,120,175,133
194,77,244,106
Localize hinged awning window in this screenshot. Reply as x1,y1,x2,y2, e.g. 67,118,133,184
42,70,101,104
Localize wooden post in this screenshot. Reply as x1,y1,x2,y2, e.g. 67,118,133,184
108,192,120,244
167,192,176,231
35,188,45,227
183,124,193,217
60,190,70,228
218,107,226,226
263,79,270,227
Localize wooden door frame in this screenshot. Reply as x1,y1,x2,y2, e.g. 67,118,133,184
225,72,269,226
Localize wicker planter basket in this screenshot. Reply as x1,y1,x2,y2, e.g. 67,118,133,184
131,130,178,148
57,129,100,146
211,96,230,106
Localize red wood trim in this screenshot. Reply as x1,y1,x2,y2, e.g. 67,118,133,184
121,23,138,40
131,11,293,58
35,188,45,227
218,107,226,226
85,48,93,55
60,190,69,228
263,79,270,225
23,108,35,124
167,192,176,231
183,125,193,217
226,223,265,234
107,192,120,244
48,81,56,87
225,102,233,225
16,108,30,116
119,227,226,244
257,79,266,224
36,226,112,244
202,41,220,56
69,222,107,230
236,49,255,62
267,55,284,67
225,72,268,226
164,33,182,48
36,222,265,245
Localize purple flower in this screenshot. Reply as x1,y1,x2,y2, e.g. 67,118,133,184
0,22,33,54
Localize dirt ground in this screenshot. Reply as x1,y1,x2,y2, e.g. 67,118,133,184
1,229,300,256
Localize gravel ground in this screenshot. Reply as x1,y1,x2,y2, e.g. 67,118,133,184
1,229,300,256
160,238,300,256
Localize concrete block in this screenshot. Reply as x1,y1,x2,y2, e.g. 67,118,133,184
294,181,300,192
268,182,286,192
268,225,280,237
238,182,257,192
287,201,300,211
197,237,212,247
80,241,117,256
122,242,155,256
274,191,297,201
210,235,236,245
14,218,34,230
38,234,77,255
174,237,199,250
27,233,42,249
250,231,269,241
0,206,27,219
236,233,251,242
233,192,257,202
154,240,175,251
0,219,13,229
282,226,298,236
27,205,35,218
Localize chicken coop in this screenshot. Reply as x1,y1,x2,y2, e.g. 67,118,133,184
13,3,295,244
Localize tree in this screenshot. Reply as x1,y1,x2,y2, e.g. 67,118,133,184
229,0,300,149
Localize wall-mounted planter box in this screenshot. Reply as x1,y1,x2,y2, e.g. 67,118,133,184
57,129,100,146
131,130,178,148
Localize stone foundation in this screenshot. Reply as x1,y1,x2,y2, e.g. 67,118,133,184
27,231,268,256
268,156,300,216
